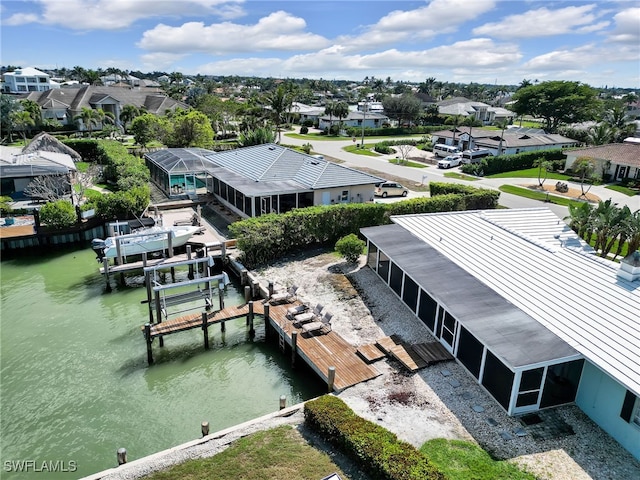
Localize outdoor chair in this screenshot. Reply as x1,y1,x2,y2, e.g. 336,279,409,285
286,303,309,319
302,312,333,336
293,303,323,326
268,285,299,305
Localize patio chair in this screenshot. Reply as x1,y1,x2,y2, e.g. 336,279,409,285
293,303,323,326
302,312,333,336
286,303,309,319
268,285,299,305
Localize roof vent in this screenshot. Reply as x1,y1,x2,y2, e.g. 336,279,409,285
618,250,640,282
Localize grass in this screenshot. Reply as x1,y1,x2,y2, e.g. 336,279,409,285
387,159,428,168
343,144,381,156
285,132,427,142
487,168,572,180
585,233,629,259
444,172,480,181
606,184,639,196
142,425,346,480
499,185,585,207
420,439,536,480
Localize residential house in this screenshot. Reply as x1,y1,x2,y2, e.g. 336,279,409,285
431,126,579,155
145,144,384,214
2,67,60,94
288,102,325,124
0,133,78,199
361,207,640,460
437,97,515,125
22,85,188,131
318,111,389,130
564,141,640,182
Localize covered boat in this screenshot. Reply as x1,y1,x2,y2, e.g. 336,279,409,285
92,225,201,260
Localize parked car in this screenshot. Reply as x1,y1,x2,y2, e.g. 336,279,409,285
374,181,408,197
437,155,462,169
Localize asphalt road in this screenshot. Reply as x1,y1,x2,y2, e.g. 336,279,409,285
282,130,639,218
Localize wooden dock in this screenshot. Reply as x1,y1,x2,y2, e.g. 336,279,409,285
142,300,381,392
375,336,454,372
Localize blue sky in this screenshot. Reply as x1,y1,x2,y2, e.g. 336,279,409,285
2,0,639,88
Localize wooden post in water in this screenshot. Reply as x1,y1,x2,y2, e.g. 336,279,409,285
218,282,225,309
291,331,298,367
263,304,270,340
187,245,193,280
145,270,153,323
117,448,127,465
202,312,209,349
201,421,209,437
115,234,123,266
327,366,336,392
167,231,174,257
248,301,255,338
170,267,176,283
154,290,164,347
240,268,248,286
279,395,287,410
142,252,148,268
144,324,153,365
103,257,111,292
251,280,259,299
268,281,274,298
244,285,251,304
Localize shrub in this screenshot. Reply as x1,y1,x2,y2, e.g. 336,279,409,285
305,395,445,480
300,125,309,134
374,143,394,154
0,195,13,214
335,234,365,263
460,149,566,176
39,200,77,229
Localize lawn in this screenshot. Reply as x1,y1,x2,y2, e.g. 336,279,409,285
387,158,428,168
499,185,584,207
487,168,571,180
444,172,480,181
343,144,381,156
142,425,347,480
285,132,427,142
420,439,536,480
606,184,640,196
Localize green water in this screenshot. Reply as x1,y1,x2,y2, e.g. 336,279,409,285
0,247,324,479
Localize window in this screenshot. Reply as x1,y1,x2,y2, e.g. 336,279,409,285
621,390,640,427
340,190,349,202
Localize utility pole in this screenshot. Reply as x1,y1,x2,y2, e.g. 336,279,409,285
360,101,367,148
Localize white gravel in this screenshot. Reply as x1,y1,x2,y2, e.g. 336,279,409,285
91,249,640,480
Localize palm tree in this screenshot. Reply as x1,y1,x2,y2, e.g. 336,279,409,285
73,107,100,137
333,101,349,133
493,119,509,156
571,156,600,198
461,115,482,149
265,85,293,143
119,104,140,132
626,209,640,254
587,123,613,145
533,157,552,188
20,99,41,126
10,110,35,144
565,201,594,241
324,101,336,135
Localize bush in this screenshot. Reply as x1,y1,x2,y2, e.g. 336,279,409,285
460,149,566,176
300,125,309,134
305,395,445,480
39,200,77,229
335,234,365,263
374,143,394,154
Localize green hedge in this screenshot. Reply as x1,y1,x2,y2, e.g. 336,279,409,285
228,186,499,267
460,149,566,176
345,125,444,137
304,395,445,480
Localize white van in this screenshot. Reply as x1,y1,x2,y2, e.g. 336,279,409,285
460,149,493,164
433,144,460,158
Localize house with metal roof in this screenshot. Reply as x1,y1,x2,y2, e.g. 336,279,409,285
564,141,640,182
431,126,579,155
145,144,385,216
361,207,640,459
437,97,515,125
318,110,389,130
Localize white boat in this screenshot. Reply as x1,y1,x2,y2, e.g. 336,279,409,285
92,225,201,259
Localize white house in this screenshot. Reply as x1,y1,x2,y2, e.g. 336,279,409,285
361,208,640,460
564,141,640,182
318,111,389,130
2,67,59,94
437,97,515,125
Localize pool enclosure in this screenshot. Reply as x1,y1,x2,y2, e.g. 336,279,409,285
145,148,213,198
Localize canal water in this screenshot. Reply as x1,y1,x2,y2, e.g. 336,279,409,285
0,246,325,479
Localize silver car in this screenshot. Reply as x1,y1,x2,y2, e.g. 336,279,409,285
374,182,408,198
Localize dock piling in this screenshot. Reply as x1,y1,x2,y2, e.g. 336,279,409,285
291,331,298,367
201,421,209,437
279,395,287,410
103,258,111,292
117,448,127,465
328,366,336,392
248,301,255,338
144,324,153,365
264,304,270,340
202,312,209,349
244,285,251,303
268,281,274,298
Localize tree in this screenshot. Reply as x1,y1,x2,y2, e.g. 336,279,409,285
1,94,20,141
73,107,100,137
24,175,70,202
238,127,276,146
395,144,415,165
533,157,552,188
10,110,35,144
39,200,77,229
119,104,141,133
335,234,365,263
324,101,336,134
382,94,422,126
511,81,601,132
167,109,214,148
566,201,594,240
20,99,42,126
333,101,349,132
131,113,169,148
571,156,600,198
587,123,613,145
493,119,509,156
265,84,293,143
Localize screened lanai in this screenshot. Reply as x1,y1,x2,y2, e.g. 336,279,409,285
145,148,215,198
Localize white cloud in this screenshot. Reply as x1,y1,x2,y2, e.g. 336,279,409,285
523,43,639,71
473,4,606,39
197,57,284,76
137,11,330,54
140,52,188,70
607,7,640,44
4,0,245,30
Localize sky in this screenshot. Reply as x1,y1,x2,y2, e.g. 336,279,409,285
1,0,639,88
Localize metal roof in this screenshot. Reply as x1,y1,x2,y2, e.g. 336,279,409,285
361,223,578,369
388,208,640,397
0,146,77,177
146,148,216,173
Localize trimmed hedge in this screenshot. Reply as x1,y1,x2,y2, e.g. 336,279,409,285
228,185,499,267
304,395,445,480
460,149,566,176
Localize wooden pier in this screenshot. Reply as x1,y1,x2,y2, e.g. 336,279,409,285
142,300,381,392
